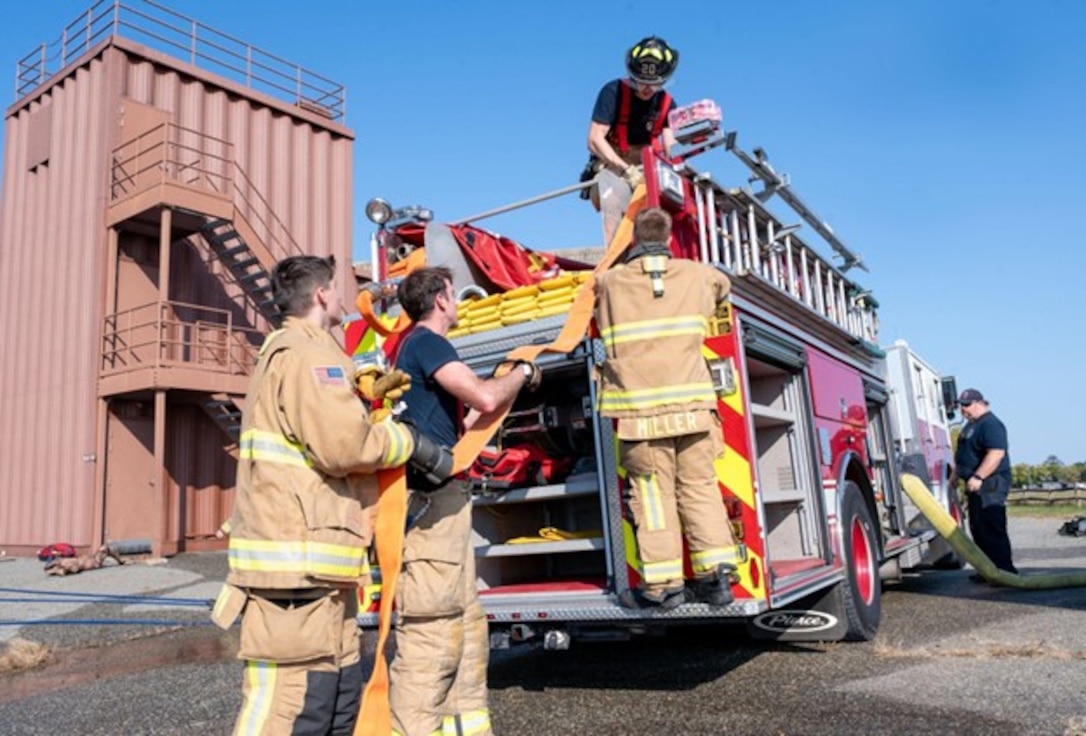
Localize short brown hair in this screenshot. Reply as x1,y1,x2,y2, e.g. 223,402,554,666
633,207,672,245
271,255,335,317
398,266,454,321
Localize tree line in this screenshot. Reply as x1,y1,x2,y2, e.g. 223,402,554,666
1011,456,1086,488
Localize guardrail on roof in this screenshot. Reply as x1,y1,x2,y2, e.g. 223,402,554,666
14,0,346,121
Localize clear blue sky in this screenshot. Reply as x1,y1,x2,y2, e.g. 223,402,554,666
3,1,1084,464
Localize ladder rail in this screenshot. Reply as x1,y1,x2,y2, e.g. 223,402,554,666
683,173,877,344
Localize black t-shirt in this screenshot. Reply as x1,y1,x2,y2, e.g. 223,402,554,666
395,326,461,450
591,79,675,147
954,411,1011,479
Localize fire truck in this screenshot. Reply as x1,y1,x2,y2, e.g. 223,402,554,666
349,102,960,646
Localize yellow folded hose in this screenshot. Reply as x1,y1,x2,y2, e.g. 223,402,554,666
506,527,603,544
899,473,1086,589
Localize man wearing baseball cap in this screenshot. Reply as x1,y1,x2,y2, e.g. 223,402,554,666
949,388,1017,580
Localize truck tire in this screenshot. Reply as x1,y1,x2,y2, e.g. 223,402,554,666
839,481,881,641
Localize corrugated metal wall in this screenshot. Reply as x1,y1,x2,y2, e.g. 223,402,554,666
166,404,236,543
0,55,111,548
0,35,354,551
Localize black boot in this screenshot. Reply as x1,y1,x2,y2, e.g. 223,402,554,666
618,585,689,610
690,565,736,606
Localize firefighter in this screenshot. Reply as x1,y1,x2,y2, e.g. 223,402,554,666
389,266,539,736
594,207,742,609
210,255,448,735
584,36,679,245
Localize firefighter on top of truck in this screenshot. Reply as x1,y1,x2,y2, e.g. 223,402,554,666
594,207,742,609
585,36,679,245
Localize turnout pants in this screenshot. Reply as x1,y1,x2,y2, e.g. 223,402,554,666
232,588,362,736
620,431,740,596
390,483,492,736
596,148,644,246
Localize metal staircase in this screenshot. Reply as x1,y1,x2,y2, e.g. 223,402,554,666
199,218,280,326
202,392,245,447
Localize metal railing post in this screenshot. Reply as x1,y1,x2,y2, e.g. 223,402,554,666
706,186,720,265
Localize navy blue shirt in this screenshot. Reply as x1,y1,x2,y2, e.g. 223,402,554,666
591,79,675,147
395,326,461,450
954,411,1012,480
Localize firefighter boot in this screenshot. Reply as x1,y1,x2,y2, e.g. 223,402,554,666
690,565,736,606
619,584,689,610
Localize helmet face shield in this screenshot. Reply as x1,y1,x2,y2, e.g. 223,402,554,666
626,36,679,86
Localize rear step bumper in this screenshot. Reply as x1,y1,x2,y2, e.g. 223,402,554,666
357,592,767,627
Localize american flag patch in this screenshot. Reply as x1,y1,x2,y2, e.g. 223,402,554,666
312,365,347,387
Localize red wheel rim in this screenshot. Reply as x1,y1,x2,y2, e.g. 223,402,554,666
850,516,874,603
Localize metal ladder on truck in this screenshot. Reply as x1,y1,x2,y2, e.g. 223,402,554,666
667,121,881,353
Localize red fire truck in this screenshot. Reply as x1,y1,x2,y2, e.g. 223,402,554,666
350,102,959,646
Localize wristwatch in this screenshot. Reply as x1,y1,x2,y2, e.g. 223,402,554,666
971,474,984,482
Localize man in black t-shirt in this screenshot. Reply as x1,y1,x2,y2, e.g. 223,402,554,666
388,266,538,736
586,36,679,245
950,388,1018,578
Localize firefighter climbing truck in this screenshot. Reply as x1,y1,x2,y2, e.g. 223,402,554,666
350,102,959,645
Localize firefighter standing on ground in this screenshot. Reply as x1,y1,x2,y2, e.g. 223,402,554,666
585,35,679,245
594,207,742,609
211,255,431,735
389,266,539,736
949,388,1018,578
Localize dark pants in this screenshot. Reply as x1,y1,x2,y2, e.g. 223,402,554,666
967,479,1017,573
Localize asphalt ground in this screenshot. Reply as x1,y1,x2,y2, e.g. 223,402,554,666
1,514,1084,735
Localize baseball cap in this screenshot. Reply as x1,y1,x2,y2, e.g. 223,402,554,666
958,388,985,405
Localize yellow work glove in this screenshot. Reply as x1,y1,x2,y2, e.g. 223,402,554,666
354,368,412,402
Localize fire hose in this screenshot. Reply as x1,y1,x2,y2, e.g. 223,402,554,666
899,473,1086,589
354,187,650,736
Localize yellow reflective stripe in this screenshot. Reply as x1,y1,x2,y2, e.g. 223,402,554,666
691,546,742,574
442,709,492,736
634,474,666,532
257,328,286,356
380,420,413,468
642,558,684,583
240,429,312,468
599,382,717,412
211,584,232,621
238,661,276,736
229,538,369,579
601,315,707,348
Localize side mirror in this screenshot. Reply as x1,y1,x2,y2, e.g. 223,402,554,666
941,376,959,420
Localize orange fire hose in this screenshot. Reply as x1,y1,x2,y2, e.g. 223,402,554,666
355,188,648,735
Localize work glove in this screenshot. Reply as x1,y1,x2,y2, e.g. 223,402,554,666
622,165,644,191
398,417,455,489
354,367,412,403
